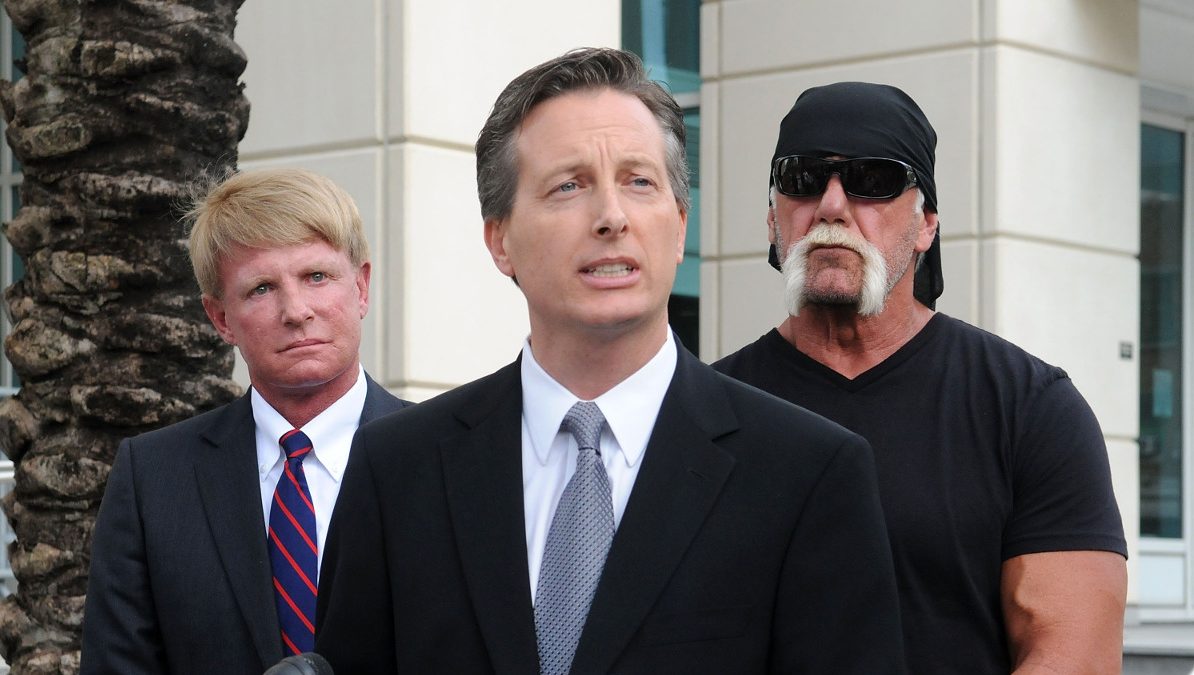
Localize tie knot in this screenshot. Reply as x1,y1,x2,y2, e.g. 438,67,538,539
279,429,313,461
561,401,605,452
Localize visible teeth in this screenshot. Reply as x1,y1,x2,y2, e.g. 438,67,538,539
587,264,633,277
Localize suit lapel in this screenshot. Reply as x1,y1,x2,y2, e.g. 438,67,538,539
193,394,283,669
573,348,739,673
440,362,541,673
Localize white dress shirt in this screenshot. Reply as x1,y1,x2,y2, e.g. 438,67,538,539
521,332,678,602
253,367,367,578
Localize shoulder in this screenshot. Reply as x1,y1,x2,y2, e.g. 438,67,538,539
720,367,859,443
363,373,413,416
935,314,1056,367
712,329,784,376
685,355,866,469
931,315,1103,449
104,397,249,495
121,396,248,457
689,364,878,514
933,314,1069,387
356,362,519,444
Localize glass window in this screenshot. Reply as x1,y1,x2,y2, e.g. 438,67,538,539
673,107,700,298
624,0,701,352
1140,123,1186,538
623,0,700,94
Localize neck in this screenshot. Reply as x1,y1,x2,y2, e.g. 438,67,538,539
253,365,360,429
778,289,933,379
528,319,670,401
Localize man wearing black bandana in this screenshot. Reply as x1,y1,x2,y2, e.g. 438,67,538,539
714,82,1127,674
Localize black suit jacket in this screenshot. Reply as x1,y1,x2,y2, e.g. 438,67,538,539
81,376,408,675
316,350,905,673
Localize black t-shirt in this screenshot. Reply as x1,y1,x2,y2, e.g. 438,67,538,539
713,314,1126,674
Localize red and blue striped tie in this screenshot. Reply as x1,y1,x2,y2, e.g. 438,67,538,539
268,429,318,655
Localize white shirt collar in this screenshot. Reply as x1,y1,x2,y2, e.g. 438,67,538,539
520,331,678,468
251,366,368,481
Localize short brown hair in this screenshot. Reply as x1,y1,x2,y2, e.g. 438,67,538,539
186,168,369,297
475,47,690,221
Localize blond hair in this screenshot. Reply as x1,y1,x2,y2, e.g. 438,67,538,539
187,168,369,297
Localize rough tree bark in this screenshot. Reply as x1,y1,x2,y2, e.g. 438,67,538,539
0,1,249,671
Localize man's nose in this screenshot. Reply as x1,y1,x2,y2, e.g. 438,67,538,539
279,287,315,324
593,185,629,237
814,174,850,223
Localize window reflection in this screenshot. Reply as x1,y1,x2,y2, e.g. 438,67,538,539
1140,123,1185,539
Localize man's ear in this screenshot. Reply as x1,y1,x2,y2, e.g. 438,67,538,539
675,207,688,265
484,217,516,278
356,261,372,318
917,211,939,253
202,295,237,345
767,206,778,246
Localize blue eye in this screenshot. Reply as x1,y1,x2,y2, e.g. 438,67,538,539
558,182,578,193
632,177,652,187
250,284,269,297
311,271,326,282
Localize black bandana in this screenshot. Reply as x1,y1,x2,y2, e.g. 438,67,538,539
768,82,943,309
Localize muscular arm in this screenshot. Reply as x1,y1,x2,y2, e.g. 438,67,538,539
80,440,168,675
1002,550,1127,675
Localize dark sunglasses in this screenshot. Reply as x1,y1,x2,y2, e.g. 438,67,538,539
772,155,918,200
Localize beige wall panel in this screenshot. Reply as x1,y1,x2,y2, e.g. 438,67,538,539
937,238,979,326
385,0,405,138
718,51,979,257
395,0,620,145
390,144,529,388
987,0,1137,72
699,81,720,259
716,257,783,360
717,0,976,76
987,47,1139,253
982,238,1138,439
235,150,386,384
396,384,453,404
238,0,382,155
700,1,720,80
699,260,720,362
1140,2,1194,93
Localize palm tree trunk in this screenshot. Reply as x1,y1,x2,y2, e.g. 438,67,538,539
0,1,249,671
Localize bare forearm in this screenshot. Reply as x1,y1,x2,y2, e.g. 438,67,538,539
1003,551,1126,675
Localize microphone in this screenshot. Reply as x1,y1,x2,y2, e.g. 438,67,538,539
263,652,334,675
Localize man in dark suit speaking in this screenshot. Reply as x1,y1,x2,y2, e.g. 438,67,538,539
81,168,409,674
316,48,904,674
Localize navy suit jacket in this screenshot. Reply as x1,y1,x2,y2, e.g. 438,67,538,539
316,349,905,674
81,376,408,675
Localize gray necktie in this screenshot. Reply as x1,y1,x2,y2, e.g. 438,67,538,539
535,401,615,675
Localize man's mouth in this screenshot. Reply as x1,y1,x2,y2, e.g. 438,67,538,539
584,263,635,278
810,242,861,254
284,339,324,351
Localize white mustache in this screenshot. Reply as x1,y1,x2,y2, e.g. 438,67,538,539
794,225,870,257
781,224,889,317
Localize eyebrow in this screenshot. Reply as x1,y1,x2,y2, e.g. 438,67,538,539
540,154,664,178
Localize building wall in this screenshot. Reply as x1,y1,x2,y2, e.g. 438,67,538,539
235,0,621,401
701,0,1142,597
